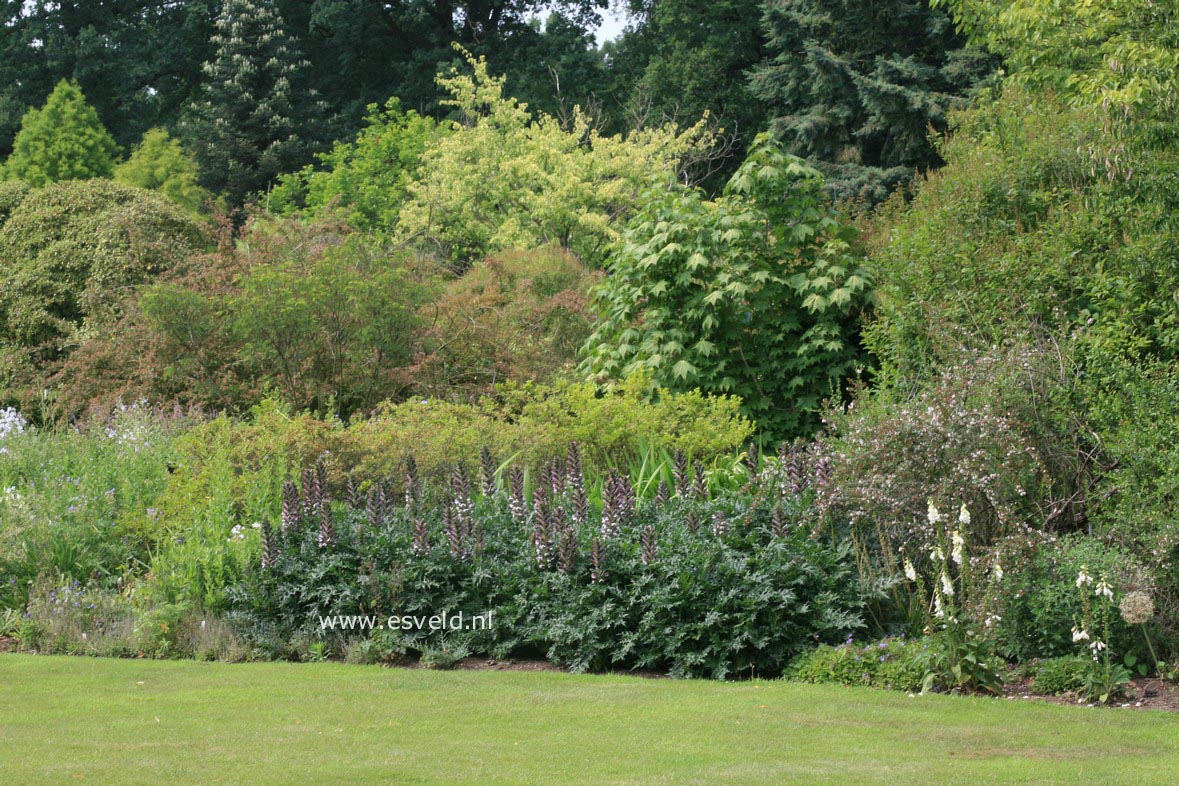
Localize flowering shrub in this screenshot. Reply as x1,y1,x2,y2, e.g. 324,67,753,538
225,448,869,678
818,351,1055,562
0,402,187,609
990,534,1148,662
901,501,1004,694
1069,566,1134,703
0,407,27,441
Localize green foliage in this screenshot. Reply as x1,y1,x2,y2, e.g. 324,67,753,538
864,87,1179,381
994,535,1147,662
935,0,1179,126
3,80,119,187
817,347,1057,560
268,99,439,231
1026,656,1091,696
55,215,435,419
342,373,754,485
394,48,713,269
115,128,210,213
224,229,430,417
750,0,994,201
144,400,340,610
0,2,214,157
583,135,872,439
900,506,1004,695
411,248,599,399
0,180,208,410
0,180,30,226
788,636,934,692
182,0,328,209
228,476,867,678
0,404,185,610
607,0,769,189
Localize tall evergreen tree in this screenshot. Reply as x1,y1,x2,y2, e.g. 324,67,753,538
3,80,119,186
749,0,994,202
115,128,211,213
606,0,768,189
183,0,326,209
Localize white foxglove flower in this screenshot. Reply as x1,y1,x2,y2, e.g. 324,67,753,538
993,562,1004,582
933,595,945,618
927,500,942,525
941,573,954,597
904,559,917,582
930,546,945,563
1094,578,1114,601
950,530,965,565
1076,566,1093,587
958,503,970,525
1071,626,1090,643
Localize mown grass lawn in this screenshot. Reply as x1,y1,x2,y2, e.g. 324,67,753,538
1,655,1177,785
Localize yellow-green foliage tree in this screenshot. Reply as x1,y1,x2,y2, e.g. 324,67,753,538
394,48,714,269
268,98,440,232
934,0,1179,118
3,80,118,186
115,128,211,214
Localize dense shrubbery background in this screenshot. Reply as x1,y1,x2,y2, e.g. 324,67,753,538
2,0,1179,694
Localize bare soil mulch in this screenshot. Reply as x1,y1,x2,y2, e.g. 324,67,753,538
1002,677,1179,712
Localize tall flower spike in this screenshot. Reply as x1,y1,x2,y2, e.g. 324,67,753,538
950,530,965,565
711,511,729,539
693,465,708,500
548,459,564,495
345,474,360,509
655,479,669,507
366,486,383,528
532,483,553,568
508,467,526,523
787,449,805,496
451,463,474,541
317,499,335,548
814,457,832,491
300,466,316,515
640,523,658,565
404,454,420,508
600,471,622,538
260,520,277,569
565,442,582,486
315,457,328,504
673,449,689,497
744,441,759,478
281,480,300,532
412,517,430,555
570,473,589,527
557,526,577,573
589,536,606,583
770,503,788,538
443,503,463,559
480,446,496,498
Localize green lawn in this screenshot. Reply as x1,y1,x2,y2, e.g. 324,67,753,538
1,655,1177,785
